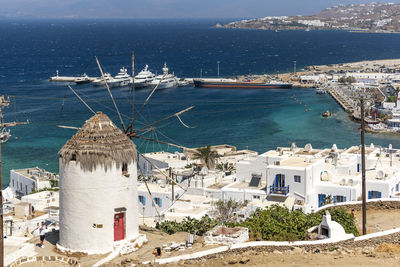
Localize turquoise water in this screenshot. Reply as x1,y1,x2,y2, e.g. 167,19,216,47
2,19,400,187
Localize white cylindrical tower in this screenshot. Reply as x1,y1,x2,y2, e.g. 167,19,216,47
58,112,139,254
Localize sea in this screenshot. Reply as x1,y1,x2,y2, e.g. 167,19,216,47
1,18,400,187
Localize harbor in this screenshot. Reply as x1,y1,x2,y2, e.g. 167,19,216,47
5,13,400,267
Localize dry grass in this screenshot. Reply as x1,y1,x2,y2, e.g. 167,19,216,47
375,243,400,253
59,112,137,172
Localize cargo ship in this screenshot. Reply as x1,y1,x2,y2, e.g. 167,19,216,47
193,78,292,89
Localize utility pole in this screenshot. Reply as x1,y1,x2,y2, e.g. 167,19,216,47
170,167,174,201
293,61,297,75
0,96,28,265
0,141,3,267
360,97,367,235
131,51,135,120
217,61,220,78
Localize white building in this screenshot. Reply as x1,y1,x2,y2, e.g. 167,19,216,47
138,151,189,176
234,143,400,212
58,112,139,254
8,167,58,198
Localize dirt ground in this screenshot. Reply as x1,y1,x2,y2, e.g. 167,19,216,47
353,209,400,234
107,227,220,266
161,249,400,267
24,208,400,266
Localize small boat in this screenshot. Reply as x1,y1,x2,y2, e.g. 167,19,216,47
150,63,178,89
316,88,327,94
134,65,155,88
176,78,189,87
322,110,331,117
75,73,91,84
108,67,132,88
92,73,113,86
0,128,10,143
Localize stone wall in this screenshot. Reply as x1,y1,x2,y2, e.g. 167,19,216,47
7,255,80,267
317,199,400,212
156,199,400,265
204,226,249,245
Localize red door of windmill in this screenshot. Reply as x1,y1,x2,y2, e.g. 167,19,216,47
114,213,125,241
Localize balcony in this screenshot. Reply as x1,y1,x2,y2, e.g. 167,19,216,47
269,185,289,196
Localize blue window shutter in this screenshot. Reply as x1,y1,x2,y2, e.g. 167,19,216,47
143,196,146,205
368,191,372,199
318,194,326,207
343,196,347,202
378,192,382,198
275,174,279,187
333,196,338,203
159,198,163,207
357,164,360,172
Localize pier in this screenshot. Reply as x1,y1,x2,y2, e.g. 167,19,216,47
49,70,97,83
50,76,96,82
328,87,354,113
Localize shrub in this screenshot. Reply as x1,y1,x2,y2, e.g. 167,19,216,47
155,205,359,240
156,215,218,236
237,205,359,241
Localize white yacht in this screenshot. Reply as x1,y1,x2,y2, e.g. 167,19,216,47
134,65,155,88
150,63,178,89
92,73,113,86
108,67,132,87
176,78,189,87
75,73,91,84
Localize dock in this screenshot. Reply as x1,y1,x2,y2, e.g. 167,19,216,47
327,88,354,113
50,76,97,82
49,70,97,83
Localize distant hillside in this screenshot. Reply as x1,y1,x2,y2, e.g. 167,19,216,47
217,3,400,33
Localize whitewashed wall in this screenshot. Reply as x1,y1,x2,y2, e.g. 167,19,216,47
59,160,138,254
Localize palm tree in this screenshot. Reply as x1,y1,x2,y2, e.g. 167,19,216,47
191,145,218,169
216,162,236,174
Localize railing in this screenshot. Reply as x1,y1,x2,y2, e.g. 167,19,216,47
269,185,289,195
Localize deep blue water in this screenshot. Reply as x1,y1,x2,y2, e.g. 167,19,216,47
1,19,400,186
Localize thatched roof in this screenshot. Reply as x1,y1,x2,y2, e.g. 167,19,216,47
59,112,137,172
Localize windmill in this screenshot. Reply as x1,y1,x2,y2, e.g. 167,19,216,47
62,52,195,220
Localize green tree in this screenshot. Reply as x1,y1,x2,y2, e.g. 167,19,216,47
345,76,356,84
191,145,218,169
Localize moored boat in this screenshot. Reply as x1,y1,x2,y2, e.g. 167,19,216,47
150,63,178,89
193,79,292,89
92,73,113,86
108,67,132,87
75,73,91,84
134,65,155,88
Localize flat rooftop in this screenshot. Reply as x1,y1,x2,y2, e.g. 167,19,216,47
12,167,57,182
137,181,185,194
226,181,266,190
345,146,375,155
279,157,317,167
